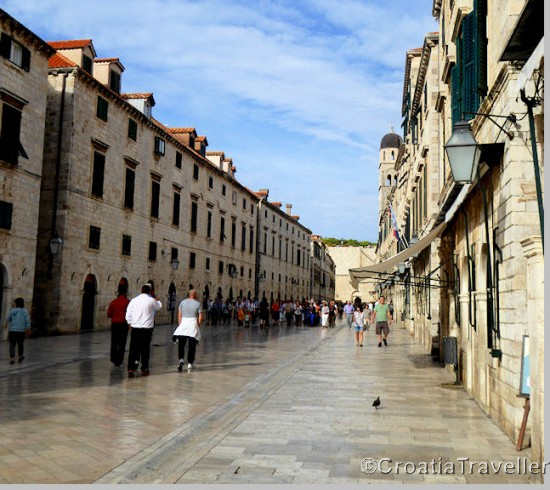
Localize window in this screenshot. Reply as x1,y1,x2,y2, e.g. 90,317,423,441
249,268,252,279
122,234,131,256
0,201,12,230
297,248,301,266
242,198,247,210
279,218,282,227
264,210,267,218
205,257,210,271
0,104,25,165
423,164,428,220
128,118,137,141
220,216,225,242
189,252,196,269
251,206,254,216
231,220,236,247
218,260,224,274
278,238,282,258
193,164,199,180
208,176,213,189
222,184,226,196
150,179,160,218
148,241,157,261
249,227,254,254
272,215,275,223
89,226,101,250
241,223,246,251
191,201,198,232
285,242,288,261
154,136,165,156
96,96,108,121
272,236,275,256
91,151,105,198
109,70,121,93
232,191,237,205
175,151,182,169
263,232,267,254
82,54,92,74
240,266,244,277
172,190,180,226
0,34,30,71
171,247,178,262
124,167,135,209
207,210,212,238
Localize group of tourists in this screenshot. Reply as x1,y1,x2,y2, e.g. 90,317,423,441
103,282,339,377
343,296,393,348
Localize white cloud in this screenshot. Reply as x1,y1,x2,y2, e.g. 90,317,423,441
4,0,436,239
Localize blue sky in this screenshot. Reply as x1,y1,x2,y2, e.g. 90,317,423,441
7,0,436,240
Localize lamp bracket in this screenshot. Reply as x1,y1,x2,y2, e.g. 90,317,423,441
463,112,515,139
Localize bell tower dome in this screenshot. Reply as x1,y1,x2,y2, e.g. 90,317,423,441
378,128,402,218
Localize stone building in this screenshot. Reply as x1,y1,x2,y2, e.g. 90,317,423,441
352,0,544,469
310,236,336,301
326,245,376,302
254,191,312,302
0,10,54,328
33,38,259,333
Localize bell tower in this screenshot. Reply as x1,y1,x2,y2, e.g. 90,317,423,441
378,128,402,219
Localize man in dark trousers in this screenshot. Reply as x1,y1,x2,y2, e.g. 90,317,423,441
125,284,162,377
107,283,130,367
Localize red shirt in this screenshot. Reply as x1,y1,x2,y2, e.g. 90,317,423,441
107,295,130,324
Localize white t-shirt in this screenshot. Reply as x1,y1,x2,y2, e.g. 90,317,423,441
125,293,162,329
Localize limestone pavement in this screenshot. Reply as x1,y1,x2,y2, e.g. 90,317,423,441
0,319,537,483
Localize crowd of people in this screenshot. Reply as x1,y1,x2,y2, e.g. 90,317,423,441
4,284,393,376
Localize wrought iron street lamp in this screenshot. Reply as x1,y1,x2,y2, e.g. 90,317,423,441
444,120,482,184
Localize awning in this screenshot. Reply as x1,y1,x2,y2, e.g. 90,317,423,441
349,221,447,288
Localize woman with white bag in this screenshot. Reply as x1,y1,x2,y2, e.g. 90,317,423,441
173,289,203,372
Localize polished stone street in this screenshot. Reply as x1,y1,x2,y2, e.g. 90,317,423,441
0,320,536,483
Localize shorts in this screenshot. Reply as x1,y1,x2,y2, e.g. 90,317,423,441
354,325,362,332
376,321,389,336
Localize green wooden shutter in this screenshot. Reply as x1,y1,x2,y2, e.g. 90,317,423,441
0,33,11,59
462,12,476,118
21,47,31,72
451,65,460,125
474,0,488,98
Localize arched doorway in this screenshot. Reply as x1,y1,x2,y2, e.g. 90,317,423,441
0,264,6,327
118,277,128,295
81,274,97,330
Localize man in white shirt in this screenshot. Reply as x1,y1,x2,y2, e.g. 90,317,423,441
125,284,162,377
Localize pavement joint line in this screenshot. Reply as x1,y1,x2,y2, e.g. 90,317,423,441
96,324,345,483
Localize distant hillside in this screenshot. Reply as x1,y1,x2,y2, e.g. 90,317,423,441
322,237,376,247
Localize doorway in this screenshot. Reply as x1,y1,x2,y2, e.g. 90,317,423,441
81,274,97,330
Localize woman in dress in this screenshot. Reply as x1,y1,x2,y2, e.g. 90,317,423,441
352,305,365,347
320,301,330,328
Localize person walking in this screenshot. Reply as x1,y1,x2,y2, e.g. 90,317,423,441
343,301,354,328
352,305,365,346
125,284,162,377
107,283,130,367
5,298,30,364
284,300,293,327
173,289,203,372
320,301,329,328
328,300,336,328
294,301,302,326
372,295,392,347
259,296,269,329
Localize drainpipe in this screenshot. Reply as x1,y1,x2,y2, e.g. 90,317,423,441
47,71,68,278
520,88,544,253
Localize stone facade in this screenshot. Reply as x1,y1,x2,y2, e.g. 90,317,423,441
0,10,54,328
371,0,544,468
309,236,336,301
327,245,376,301
34,40,259,332
255,194,313,302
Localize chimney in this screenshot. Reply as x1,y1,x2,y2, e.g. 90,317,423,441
286,203,293,215
93,57,125,93
206,151,225,170
121,93,155,118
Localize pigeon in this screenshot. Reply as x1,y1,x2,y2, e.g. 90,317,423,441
372,397,381,409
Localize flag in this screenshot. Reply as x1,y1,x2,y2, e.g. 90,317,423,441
389,205,400,241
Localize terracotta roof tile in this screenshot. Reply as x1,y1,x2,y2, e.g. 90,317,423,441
94,57,119,63
206,151,225,156
48,52,77,68
168,127,196,134
121,92,154,99
271,202,282,207
195,136,207,142
48,39,92,50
